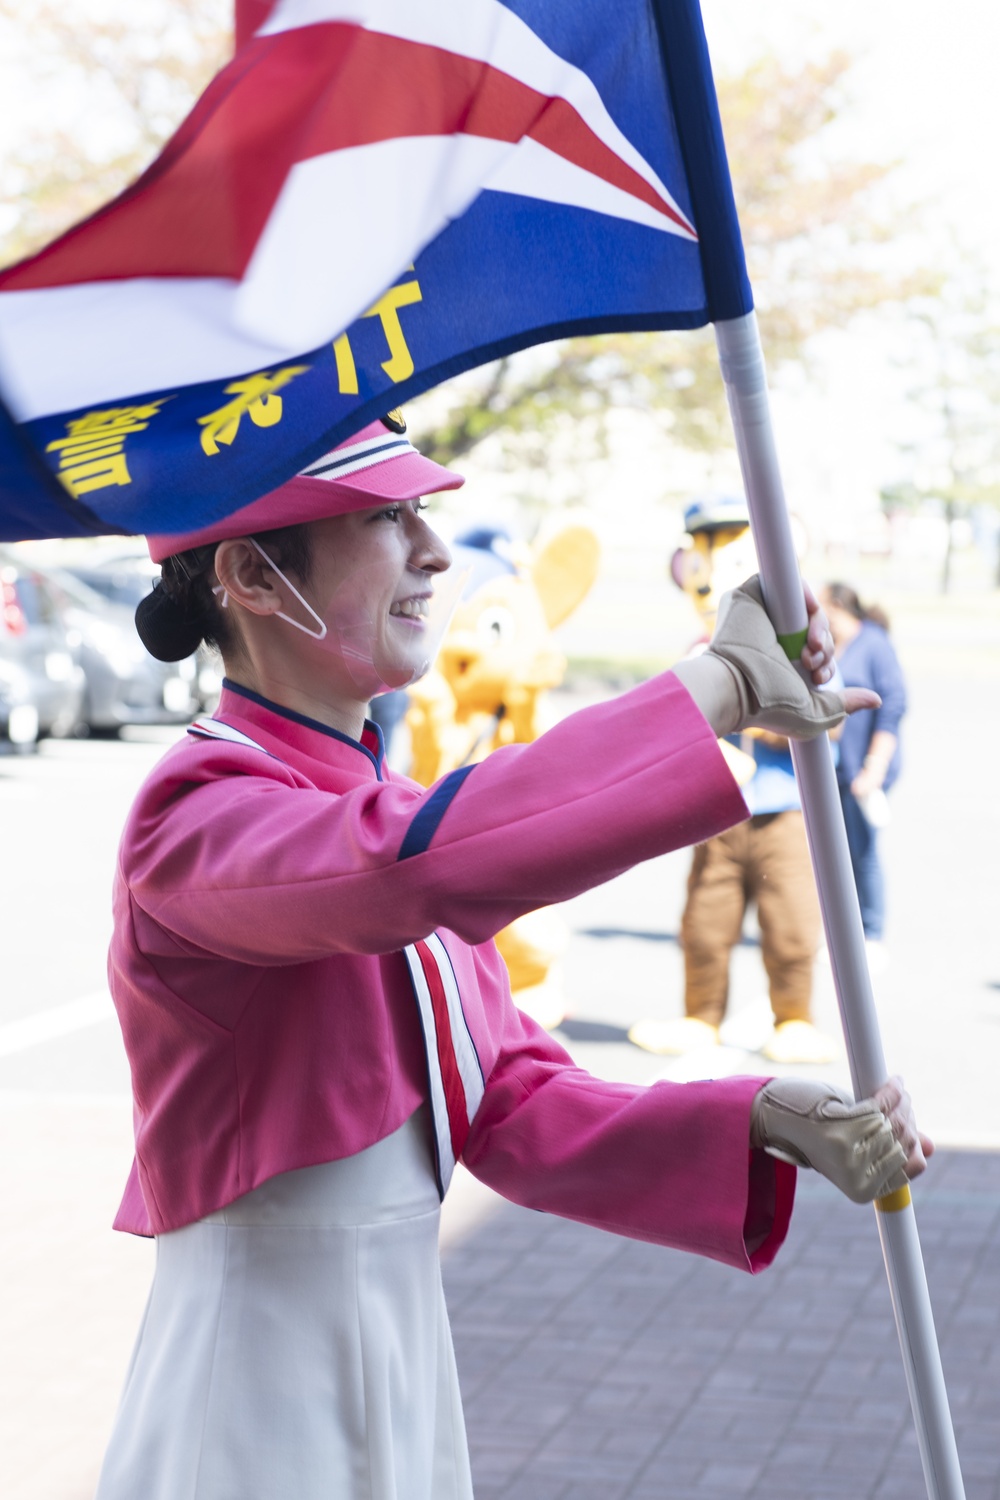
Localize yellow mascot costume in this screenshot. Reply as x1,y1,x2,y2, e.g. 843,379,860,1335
629,495,838,1065
407,520,601,1029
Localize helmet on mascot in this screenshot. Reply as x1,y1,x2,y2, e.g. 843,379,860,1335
670,494,756,634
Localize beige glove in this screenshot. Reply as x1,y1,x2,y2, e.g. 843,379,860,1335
708,576,846,738
750,1078,908,1204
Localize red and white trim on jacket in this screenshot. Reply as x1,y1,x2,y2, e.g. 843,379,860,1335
403,933,486,1198
188,716,280,754
187,716,485,1196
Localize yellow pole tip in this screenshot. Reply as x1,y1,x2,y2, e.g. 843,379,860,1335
875,1184,912,1214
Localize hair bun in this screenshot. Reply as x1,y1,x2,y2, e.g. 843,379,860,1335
135,582,205,662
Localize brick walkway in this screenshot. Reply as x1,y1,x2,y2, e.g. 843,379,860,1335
444,1150,1000,1500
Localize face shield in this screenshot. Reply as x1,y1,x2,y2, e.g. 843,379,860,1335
246,538,469,698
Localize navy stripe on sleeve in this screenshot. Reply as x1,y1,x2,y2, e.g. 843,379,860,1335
398,765,477,861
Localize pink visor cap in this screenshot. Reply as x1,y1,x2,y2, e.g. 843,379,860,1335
147,419,464,563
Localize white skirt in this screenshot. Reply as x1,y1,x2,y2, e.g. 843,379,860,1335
95,1107,473,1500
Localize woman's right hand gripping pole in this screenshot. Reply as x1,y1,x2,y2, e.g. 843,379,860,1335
673,574,881,739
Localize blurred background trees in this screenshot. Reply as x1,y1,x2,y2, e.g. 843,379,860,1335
0,0,231,266
415,51,932,472
881,285,1000,590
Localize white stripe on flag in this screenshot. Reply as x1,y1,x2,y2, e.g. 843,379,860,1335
485,138,696,240
236,136,508,349
0,278,288,422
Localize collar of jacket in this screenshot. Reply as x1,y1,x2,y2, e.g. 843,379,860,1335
210,678,386,780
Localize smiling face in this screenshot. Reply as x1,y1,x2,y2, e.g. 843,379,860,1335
281,500,452,700
211,499,454,738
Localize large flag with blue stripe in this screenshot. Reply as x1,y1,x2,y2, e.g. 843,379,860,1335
0,0,750,543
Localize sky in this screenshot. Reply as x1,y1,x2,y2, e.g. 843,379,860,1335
703,0,1000,267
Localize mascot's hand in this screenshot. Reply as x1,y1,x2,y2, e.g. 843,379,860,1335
708,576,870,738
750,1075,930,1204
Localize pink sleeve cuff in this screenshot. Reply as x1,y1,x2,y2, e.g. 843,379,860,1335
744,1151,796,1272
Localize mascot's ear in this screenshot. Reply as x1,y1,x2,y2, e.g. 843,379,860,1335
531,522,601,630
669,544,690,591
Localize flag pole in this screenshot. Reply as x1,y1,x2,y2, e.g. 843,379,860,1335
714,310,966,1500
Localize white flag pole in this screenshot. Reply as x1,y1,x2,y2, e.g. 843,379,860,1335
714,310,965,1500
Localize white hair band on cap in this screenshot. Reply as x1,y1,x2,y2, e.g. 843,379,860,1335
301,431,419,484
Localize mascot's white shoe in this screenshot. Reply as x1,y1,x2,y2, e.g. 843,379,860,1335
628,1016,720,1056
761,1020,839,1066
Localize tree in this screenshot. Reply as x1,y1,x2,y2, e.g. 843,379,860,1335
881,281,1000,591
411,52,930,472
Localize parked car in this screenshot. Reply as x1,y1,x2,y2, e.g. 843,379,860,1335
42,566,202,733
0,551,85,752
64,553,222,712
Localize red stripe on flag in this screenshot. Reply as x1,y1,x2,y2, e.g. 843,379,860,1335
0,25,692,292
235,0,279,53
414,938,468,1163
526,95,692,231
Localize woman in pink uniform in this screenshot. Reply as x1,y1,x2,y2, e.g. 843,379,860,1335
97,415,929,1500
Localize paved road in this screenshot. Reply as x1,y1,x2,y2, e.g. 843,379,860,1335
0,609,998,1497
445,1155,1000,1500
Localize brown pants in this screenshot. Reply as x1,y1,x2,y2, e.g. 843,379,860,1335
681,811,820,1027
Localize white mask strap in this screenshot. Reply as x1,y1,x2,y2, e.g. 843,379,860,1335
248,537,328,642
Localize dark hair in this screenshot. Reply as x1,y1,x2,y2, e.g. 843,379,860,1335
824,582,890,634
135,524,314,663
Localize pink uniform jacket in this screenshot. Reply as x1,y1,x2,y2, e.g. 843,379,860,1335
109,675,795,1270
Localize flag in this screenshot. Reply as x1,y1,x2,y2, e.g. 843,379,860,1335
0,0,750,543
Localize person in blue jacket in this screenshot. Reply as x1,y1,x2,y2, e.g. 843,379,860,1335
820,583,907,964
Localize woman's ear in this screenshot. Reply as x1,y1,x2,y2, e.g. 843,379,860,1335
213,538,284,619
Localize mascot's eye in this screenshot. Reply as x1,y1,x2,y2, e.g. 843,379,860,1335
476,606,516,645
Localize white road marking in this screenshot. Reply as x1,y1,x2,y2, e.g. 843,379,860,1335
0,992,115,1056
